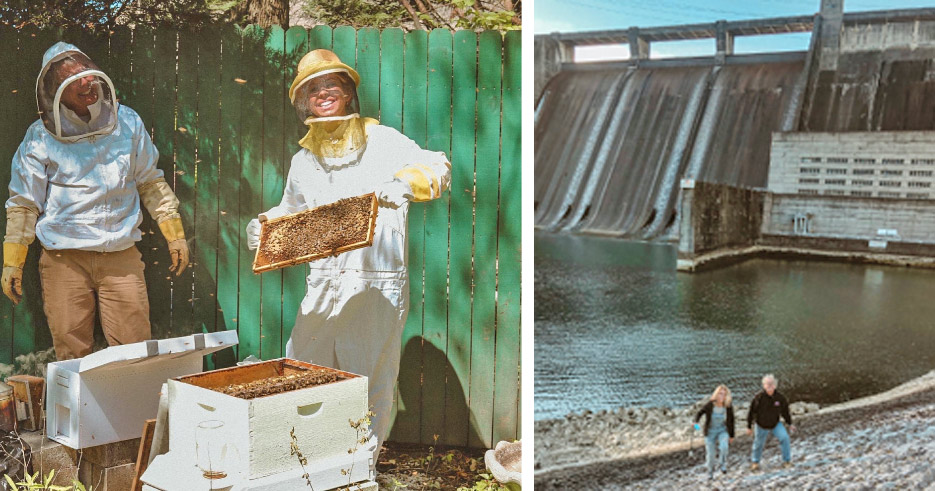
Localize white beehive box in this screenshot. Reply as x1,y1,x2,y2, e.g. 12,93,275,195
46,331,238,449
164,359,371,484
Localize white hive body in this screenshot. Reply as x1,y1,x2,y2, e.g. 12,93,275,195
45,331,239,449
143,358,374,490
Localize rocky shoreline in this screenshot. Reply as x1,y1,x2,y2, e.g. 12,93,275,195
535,371,935,488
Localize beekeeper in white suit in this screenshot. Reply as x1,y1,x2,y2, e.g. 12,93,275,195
2,42,189,360
247,49,450,464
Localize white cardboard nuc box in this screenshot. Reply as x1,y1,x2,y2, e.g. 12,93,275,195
141,359,375,491
45,331,239,449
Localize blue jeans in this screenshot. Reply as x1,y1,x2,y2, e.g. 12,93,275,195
705,428,730,474
751,422,791,463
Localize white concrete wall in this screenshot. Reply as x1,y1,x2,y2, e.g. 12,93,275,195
764,194,935,242
768,131,935,200
841,20,935,53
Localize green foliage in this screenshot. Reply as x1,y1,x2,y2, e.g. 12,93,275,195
303,0,406,29
300,0,520,32
0,0,224,29
456,473,512,491
2,470,91,491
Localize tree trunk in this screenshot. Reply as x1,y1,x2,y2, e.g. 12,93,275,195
232,0,289,27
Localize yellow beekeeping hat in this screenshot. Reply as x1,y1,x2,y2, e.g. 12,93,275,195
289,49,360,103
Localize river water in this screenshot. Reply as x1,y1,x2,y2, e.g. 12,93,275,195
535,231,935,421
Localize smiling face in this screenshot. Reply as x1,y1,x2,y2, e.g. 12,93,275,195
306,73,352,118
54,59,99,117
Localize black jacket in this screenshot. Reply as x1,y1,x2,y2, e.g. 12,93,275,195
747,390,792,430
694,401,735,438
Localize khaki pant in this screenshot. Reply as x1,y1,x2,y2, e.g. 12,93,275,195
39,246,151,360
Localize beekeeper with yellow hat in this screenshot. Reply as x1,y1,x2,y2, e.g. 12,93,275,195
3,42,189,360
247,49,450,466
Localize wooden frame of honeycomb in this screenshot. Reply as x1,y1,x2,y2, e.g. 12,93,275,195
252,192,379,274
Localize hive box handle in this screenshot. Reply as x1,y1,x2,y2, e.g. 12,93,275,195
297,402,323,418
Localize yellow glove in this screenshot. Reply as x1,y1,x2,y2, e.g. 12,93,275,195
2,243,27,305
158,217,189,276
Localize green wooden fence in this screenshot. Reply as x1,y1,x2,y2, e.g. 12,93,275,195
0,24,521,449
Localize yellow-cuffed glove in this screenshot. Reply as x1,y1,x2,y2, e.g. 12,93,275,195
158,216,189,276
2,242,27,305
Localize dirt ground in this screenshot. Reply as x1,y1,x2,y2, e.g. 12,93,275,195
376,441,511,490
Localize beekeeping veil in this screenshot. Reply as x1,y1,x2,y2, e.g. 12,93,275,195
289,49,366,159
36,42,117,142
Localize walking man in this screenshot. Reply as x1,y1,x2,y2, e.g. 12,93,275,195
746,374,795,470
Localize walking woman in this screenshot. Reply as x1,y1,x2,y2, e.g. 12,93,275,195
694,385,735,479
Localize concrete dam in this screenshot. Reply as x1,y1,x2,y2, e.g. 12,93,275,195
535,3,935,265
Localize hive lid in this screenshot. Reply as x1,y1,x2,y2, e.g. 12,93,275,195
77,331,239,373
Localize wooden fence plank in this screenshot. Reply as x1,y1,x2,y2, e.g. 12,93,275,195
308,25,332,51
379,27,408,440
398,28,429,444
420,28,453,445
332,26,357,68
280,25,308,354
469,30,503,449
148,27,178,339
12,25,61,358
494,29,521,444
194,26,222,348
110,27,132,106
0,25,20,363
236,25,268,360
260,26,285,361
444,29,477,447
172,28,199,335
217,26,244,359
356,28,381,120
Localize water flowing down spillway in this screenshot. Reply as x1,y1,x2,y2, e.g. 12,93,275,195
534,58,805,239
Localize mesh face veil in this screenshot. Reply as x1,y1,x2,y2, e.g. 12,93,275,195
292,69,361,125
36,48,117,141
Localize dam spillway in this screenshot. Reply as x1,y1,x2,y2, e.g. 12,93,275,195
535,6,935,245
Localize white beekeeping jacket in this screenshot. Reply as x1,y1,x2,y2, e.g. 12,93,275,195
259,124,451,316
6,42,164,252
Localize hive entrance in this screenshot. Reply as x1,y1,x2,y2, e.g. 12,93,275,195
177,359,355,399
253,193,378,273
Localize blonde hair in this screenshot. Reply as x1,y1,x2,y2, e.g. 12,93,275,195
710,385,732,406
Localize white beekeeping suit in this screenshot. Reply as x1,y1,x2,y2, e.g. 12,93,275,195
3,42,189,360
247,49,450,466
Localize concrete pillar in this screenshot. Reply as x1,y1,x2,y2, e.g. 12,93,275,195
819,0,844,70
628,26,650,63
715,20,734,64
534,34,574,101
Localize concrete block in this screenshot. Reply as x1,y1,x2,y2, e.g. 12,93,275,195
78,461,135,491
81,438,141,467
19,431,80,487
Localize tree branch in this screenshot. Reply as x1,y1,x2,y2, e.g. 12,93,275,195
399,0,425,30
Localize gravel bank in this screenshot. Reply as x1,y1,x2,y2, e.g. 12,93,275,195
536,371,935,488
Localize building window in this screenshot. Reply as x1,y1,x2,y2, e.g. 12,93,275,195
851,191,873,197
854,158,876,165
879,181,902,187
824,179,846,185
826,168,847,174
880,170,903,176
909,170,933,177
799,167,821,174
823,189,845,196
800,157,822,163
797,189,819,195
827,157,848,164
911,158,935,165
853,169,875,175
799,178,820,184
882,158,905,165
907,192,929,199
878,191,901,198
852,179,874,186
908,181,932,188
